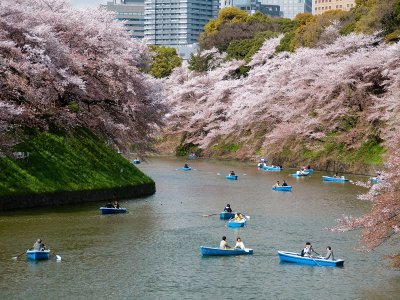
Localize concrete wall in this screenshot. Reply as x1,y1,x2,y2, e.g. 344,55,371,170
0,183,155,211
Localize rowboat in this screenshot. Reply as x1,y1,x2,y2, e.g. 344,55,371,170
220,212,235,220
370,177,382,183
99,207,127,214
180,167,192,171
132,159,141,164
263,166,282,171
200,246,253,256
322,176,349,182
277,251,344,267
303,169,314,173
291,172,309,177
226,175,238,180
26,249,51,261
227,218,246,227
272,185,292,192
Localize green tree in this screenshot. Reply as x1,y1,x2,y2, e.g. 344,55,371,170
188,52,213,72
148,46,182,78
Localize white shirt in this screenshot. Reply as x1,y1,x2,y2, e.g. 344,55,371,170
220,240,229,249
235,241,245,249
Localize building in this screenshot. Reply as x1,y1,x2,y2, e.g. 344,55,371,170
258,4,280,17
221,0,280,17
144,0,219,46
259,0,312,19
104,0,145,39
314,0,355,15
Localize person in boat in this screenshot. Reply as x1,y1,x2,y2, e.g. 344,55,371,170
105,202,113,208
273,181,280,187
333,173,339,178
33,239,45,251
184,163,189,168
234,213,244,221
229,171,236,176
224,204,232,213
220,236,231,250
301,242,319,257
113,201,120,209
307,165,311,170
234,237,245,250
324,246,334,260
282,180,288,186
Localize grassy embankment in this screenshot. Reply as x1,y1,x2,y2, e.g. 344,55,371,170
0,129,153,197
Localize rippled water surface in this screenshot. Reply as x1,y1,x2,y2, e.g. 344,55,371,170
1,157,399,299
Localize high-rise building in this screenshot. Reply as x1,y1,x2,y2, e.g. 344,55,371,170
104,0,145,39
221,0,280,17
144,0,219,46
259,0,312,19
314,0,355,15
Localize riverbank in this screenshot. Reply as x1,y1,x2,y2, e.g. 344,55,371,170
0,129,155,211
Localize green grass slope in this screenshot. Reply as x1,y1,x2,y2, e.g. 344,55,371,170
0,129,153,197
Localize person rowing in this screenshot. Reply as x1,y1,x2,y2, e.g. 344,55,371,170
224,204,232,213
273,181,280,187
301,242,320,257
220,236,231,250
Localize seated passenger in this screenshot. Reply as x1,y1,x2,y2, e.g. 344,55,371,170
220,236,231,250
224,204,232,213
33,239,45,251
301,242,319,257
105,202,113,208
113,201,120,209
234,213,244,221
234,237,245,250
184,163,189,168
273,181,280,187
282,180,288,186
229,171,236,176
324,246,334,260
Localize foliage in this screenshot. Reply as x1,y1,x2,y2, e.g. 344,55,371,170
0,0,165,155
0,129,153,197
148,45,182,78
175,143,199,156
188,52,213,72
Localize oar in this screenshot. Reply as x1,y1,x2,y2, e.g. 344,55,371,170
202,213,219,217
311,256,321,266
11,251,26,260
51,251,62,261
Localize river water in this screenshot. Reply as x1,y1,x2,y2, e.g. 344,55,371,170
1,157,399,299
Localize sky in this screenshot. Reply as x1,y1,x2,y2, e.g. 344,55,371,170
70,0,107,8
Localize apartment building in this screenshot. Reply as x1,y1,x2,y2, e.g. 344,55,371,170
259,0,312,19
314,0,355,15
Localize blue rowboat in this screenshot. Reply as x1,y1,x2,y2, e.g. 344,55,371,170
99,207,127,214
322,176,349,182
272,185,292,192
303,169,314,173
26,250,50,261
226,175,238,180
132,159,141,164
277,251,344,267
180,167,192,171
220,212,235,220
227,218,246,228
370,177,382,183
291,172,310,177
200,246,253,256
263,166,282,171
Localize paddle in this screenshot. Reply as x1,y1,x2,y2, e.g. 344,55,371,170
51,251,62,261
202,213,219,217
11,251,26,260
310,256,321,266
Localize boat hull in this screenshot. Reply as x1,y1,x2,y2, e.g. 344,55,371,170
291,173,309,177
132,160,141,164
220,212,235,220
180,167,192,171
303,169,314,173
99,207,127,214
227,219,246,227
26,250,50,261
263,166,282,171
370,177,382,183
272,186,292,192
200,246,253,256
322,176,349,182
226,175,238,180
277,251,344,267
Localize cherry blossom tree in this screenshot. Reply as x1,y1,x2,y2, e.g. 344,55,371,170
0,0,165,154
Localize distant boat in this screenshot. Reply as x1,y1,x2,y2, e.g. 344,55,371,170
99,207,127,214
220,212,235,220
188,154,197,159
180,167,192,171
277,251,344,267
303,169,314,173
200,246,253,256
226,175,238,180
272,186,292,192
227,218,246,228
26,249,50,261
322,176,349,182
132,159,141,164
291,172,310,177
263,166,282,171
370,177,382,183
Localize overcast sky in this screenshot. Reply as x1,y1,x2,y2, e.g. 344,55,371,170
70,0,108,8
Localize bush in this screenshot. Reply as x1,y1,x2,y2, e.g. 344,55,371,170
149,46,182,78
